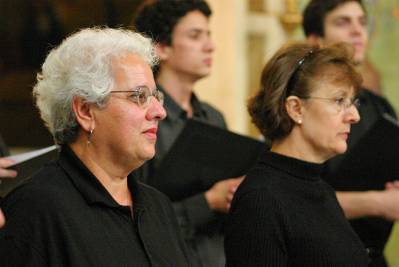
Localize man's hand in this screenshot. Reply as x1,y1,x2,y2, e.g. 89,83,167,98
374,189,399,221
205,176,245,213
337,188,399,221
0,157,17,178
385,180,399,190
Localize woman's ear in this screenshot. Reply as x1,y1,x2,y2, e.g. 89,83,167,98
71,96,95,132
285,96,304,125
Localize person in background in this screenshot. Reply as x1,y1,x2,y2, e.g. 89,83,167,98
0,134,9,158
0,159,16,179
134,1,243,267
0,134,16,178
0,159,16,227
0,27,194,266
225,42,368,266
0,157,16,227
0,134,16,227
303,1,398,265
133,1,243,266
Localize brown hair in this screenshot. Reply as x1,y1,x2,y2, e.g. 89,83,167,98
248,42,362,141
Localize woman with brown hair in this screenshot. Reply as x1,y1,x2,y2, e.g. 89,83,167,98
224,43,369,266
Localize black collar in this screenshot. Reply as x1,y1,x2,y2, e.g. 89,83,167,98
157,83,207,121
259,150,324,182
58,145,146,212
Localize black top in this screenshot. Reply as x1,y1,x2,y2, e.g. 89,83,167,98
137,85,227,267
0,146,192,267
225,150,369,267
323,89,397,266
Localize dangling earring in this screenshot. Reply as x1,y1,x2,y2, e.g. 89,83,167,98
87,129,94,145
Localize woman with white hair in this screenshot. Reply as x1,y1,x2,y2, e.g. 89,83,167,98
0,27,193,267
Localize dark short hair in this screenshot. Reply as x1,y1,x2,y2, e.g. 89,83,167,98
302,0,364,37
133,0,212,45
248,42,362,141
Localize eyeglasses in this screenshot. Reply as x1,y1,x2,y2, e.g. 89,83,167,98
300,96,360,113
110,86,164,108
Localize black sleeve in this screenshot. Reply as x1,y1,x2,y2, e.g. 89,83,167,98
0,188,47,267
0,235,46,267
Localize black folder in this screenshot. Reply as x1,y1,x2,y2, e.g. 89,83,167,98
0,146,58,197
324,114,399,191
151,119,267,201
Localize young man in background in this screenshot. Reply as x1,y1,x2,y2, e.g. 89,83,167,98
134,1,243,266
303,1,399,266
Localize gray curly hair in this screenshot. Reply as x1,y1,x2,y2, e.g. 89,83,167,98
33,27,158,145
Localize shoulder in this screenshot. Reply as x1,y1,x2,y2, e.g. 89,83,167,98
236,164,278,196
200,101,224,118
233,165,283,211
199,101,227,127
0,163,74,244
227,168,287,241
2,162,72,215
360,89,397,118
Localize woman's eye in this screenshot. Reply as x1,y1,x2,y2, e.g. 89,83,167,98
335,97,346,106
138,92,147,103
126,93,142,104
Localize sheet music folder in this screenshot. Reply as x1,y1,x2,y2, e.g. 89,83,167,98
324,114,399,191
151,119,267,201
0,145,59,197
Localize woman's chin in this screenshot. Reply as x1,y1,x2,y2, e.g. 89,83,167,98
333,143,348,156
144,149,156,161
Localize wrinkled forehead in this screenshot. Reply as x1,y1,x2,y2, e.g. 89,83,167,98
111,53,155,89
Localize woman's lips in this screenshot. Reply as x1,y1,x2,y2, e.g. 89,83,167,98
339,132,350,140
143,127,158,140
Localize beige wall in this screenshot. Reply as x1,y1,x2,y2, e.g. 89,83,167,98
194,0,290,136
194,0,249,134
